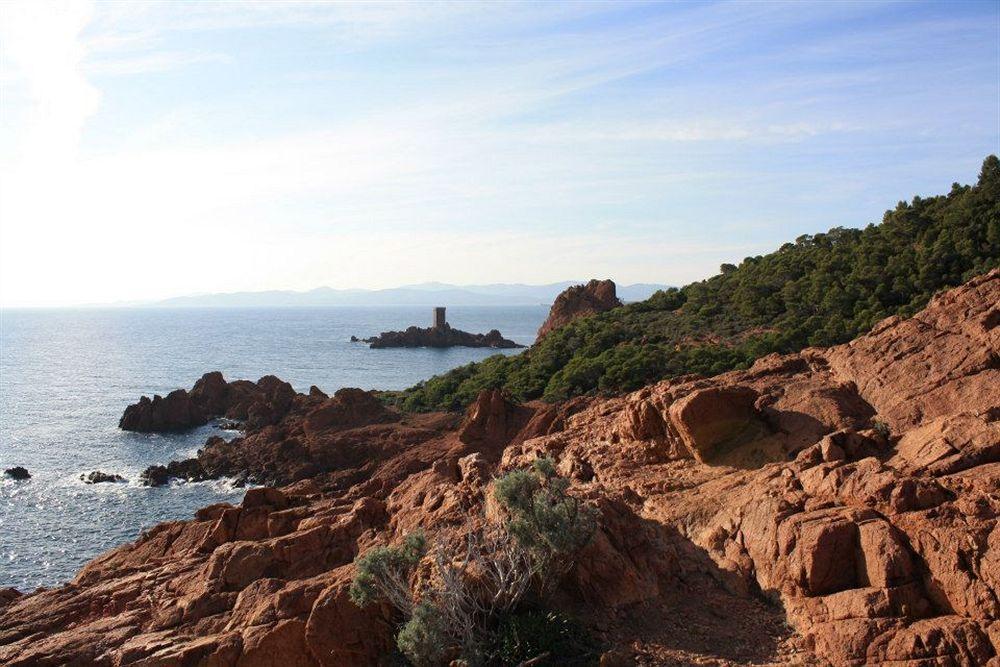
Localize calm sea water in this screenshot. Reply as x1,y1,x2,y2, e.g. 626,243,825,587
0,306,545,591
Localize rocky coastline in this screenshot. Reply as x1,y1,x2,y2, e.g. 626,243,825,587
1,272,998,665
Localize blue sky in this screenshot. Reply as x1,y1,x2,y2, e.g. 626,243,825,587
1,0,997,306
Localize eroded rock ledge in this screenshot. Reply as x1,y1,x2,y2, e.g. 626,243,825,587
1,270,997,666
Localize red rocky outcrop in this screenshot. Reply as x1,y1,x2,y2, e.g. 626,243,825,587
536,278,622,341
118,388,208,432
119,372,299,433
3,270,998,666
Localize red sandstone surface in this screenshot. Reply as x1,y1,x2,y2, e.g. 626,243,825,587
1,271,998,666
536,278,622,341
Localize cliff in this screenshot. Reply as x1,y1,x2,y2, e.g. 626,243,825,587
535,278,621,341
1,270,997,666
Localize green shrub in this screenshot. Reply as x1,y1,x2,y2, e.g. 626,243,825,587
349,463,600,665
493,458,596,568
396,602,451,667
349,531,427,610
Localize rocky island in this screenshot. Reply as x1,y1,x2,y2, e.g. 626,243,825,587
353,306,523,349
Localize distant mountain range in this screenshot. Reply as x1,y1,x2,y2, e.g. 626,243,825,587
146,281,671,308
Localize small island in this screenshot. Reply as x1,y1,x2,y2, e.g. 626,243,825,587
352,307,523,349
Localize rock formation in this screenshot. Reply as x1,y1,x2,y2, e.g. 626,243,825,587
139,386,400,487
80,471,126,484
2,270,998,666
359,324,523,349
119,372,299,432
536,278,622,341
3,466,30,480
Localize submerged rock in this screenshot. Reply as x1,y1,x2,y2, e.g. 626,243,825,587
80,471,125,484
3,466,30,480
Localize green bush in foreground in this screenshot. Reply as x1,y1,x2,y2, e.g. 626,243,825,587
349,531,427,612
493,457,596,572
396,602,451,667
349,460,598,665
387,156,1000,412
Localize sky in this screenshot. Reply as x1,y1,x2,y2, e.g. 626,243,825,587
0,1,997,307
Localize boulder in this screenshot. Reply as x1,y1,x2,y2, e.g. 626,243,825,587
190,370,231,415
668,386,769,462
459,389,525,448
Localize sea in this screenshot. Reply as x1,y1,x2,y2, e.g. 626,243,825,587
0,306,546,591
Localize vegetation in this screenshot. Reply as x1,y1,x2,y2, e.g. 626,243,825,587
396,602,451,667
349,531,427,613
389,156,1000,411
493,457,596,576
349,460,597,666
486,609,596,666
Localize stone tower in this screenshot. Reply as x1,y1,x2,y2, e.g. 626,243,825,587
433,307,447,330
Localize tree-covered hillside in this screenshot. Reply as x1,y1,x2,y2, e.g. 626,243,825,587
389,156,1000,412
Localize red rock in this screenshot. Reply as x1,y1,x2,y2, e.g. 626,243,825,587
242,487,289,511
0,587,22,608
303,388,393,434
303,567,393,666
458,389,533,451
118,388,208,432
190,370,231,415
536,279,622,340
668,385,766,463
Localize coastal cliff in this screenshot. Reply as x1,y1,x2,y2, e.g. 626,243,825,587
535,278,621,341
1,270,997,665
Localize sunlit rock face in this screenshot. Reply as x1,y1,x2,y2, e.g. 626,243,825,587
536,279,622,341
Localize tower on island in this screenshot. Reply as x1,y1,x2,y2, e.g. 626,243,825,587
433,307,447,330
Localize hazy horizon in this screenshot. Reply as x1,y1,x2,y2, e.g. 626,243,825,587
0,279,671,309
1,1,997,307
